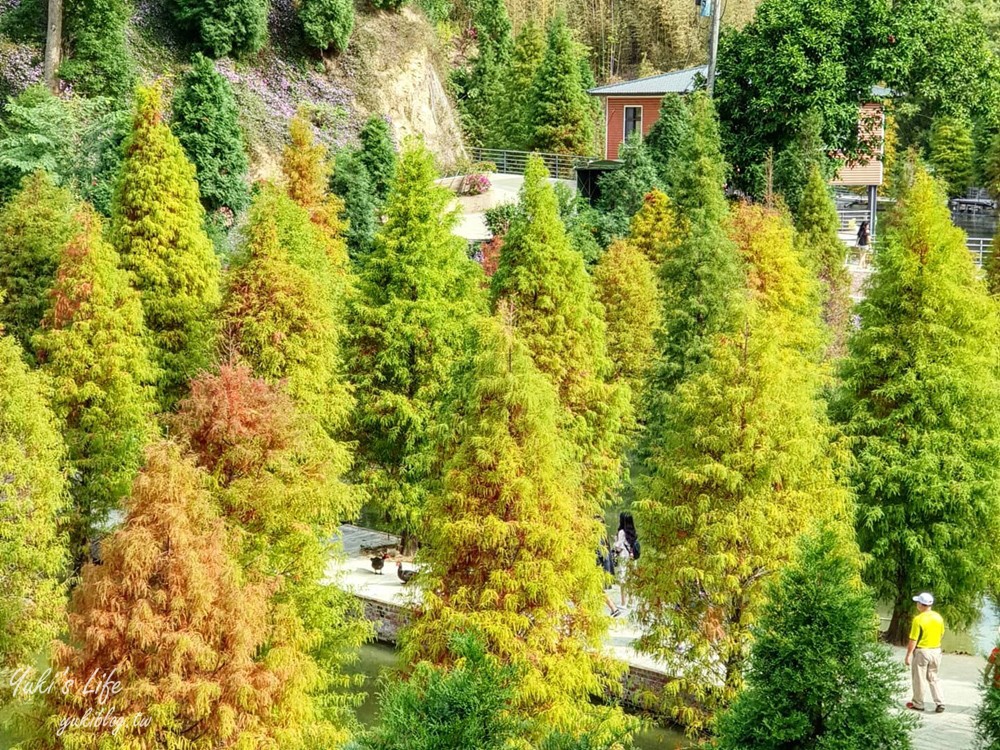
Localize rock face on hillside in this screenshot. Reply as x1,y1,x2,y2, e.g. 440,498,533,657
341,8,466,169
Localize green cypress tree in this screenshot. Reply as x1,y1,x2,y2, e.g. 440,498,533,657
504,20,545,150
0,86,75,199
773,111,830,216
644,93,691,182
172,0,268,57
795,163,852,358
358,115,397,204
405,314,632,741
490,155,629,507
593,239,662,400
632,203,848,732
222,192,351,433
595,135,661,244
349,140,483,545
300,0,355,52
643,93,742,441
111,85,221,408
61,0,134,100
0,331,67,674
715,527,914,749
330,147,378,260
836,165,1000,644
172,53,251,215
928,113,976,198
455,0,514,149
528,16,594,155
0,172,77,356
34,205,158,572
628,188,680,268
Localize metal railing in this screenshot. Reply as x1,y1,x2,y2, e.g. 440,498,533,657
837,209,870,233
468,148,591,180
968,237,993,268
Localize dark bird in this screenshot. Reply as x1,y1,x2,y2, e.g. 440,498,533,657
397,561,416,584
371,552,389,574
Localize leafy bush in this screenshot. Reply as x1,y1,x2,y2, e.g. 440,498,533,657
483,201,518,236
61,0,135,100
459,172,490,195
369,0,408,10
0,85,75,200
75,99,131,216
299,0,354,53
171,0,268,58
171,53,250,214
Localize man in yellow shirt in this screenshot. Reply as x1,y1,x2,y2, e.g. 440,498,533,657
905,592,946,713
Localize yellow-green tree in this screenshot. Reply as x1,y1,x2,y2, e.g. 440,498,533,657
111,85,221,408
34,205,158,571
490,156,629,507
628,188,680,268
593,239,662,400
405,314,633,744
632,203,850,733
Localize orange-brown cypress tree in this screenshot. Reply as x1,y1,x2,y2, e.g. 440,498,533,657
42,441,313,748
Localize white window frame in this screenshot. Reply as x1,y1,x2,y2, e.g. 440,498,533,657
623,105,643,142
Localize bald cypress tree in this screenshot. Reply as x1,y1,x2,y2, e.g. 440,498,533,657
628,188,680,268
505,20,545,150
34,205,158,571
528,16,594,155
0,172,77,357
111,85,221,408
0,332,67,676
349,140,483,544
644,93,691,182
405,314,631,741
837,166,1000,644
632,203,848,732
490,155,629,507
43,442,326,748
358,115,397,204
796,164,851,358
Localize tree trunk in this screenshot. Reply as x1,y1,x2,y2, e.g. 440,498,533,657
43,0,62,93
885,599,913,646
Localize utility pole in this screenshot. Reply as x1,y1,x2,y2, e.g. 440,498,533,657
706,0,722,96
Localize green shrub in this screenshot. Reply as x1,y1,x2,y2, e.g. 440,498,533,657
300,0,355,52
330,147,378,259
171,53,250,214
0,85,75,200
171,0,268,58
369,0,408,10
358,114,397,202
75,98,131,216
61,0,135,100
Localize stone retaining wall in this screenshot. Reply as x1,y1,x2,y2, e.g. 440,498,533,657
355,594,670,711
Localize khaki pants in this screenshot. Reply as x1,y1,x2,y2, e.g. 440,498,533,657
912,648,944,709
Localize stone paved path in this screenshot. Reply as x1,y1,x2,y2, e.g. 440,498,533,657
899,646,984,750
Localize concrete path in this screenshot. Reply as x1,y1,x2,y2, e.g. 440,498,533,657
328,548,991,749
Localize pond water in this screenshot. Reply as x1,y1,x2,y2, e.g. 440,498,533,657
346,642,691,749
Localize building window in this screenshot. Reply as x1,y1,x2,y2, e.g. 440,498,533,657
624,106,643,141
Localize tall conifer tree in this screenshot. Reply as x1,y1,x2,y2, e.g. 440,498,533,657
0,332,67,675
45,442,325,748
528,16,594,155
837,166,1000,644
595,136,661,243
0,172,77,357
34,205,158,571
111,85,221,408
406,314,630,741
632,204,849,732
628,188,680,268
490,156,629,507
349,140,483,544
505,20,545,150
796,164,851,358
358,115,397,204
644,93,691,182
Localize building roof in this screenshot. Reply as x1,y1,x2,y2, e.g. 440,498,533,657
588,66,707,96
588,65,896,100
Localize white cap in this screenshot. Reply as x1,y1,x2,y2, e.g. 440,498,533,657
913,592,934,606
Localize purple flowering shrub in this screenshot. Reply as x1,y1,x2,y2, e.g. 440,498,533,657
460,172,491,196
0,42,43,99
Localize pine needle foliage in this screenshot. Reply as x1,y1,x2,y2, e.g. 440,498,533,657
528,16,594,155
490,155,629,507
632,203,849,733
283,112,331,209
593,239,662,399
928,113,976,198
715,527,914,750
0,331,67,674
330,147,378,260
222,192,352,433
111,85,222,409
34,205,158,572
595,136,661,243
0,172,78,357
504,20,546,151
644,93,691,182
174,366,366,742
795,164,852,359
349,139,483,541
627,188,680,268
61,0,134,100
172,0,268,58
405,315,631,742
836,166,1000,644
358,115,397,204
43,441,312,748
172,53,250,214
